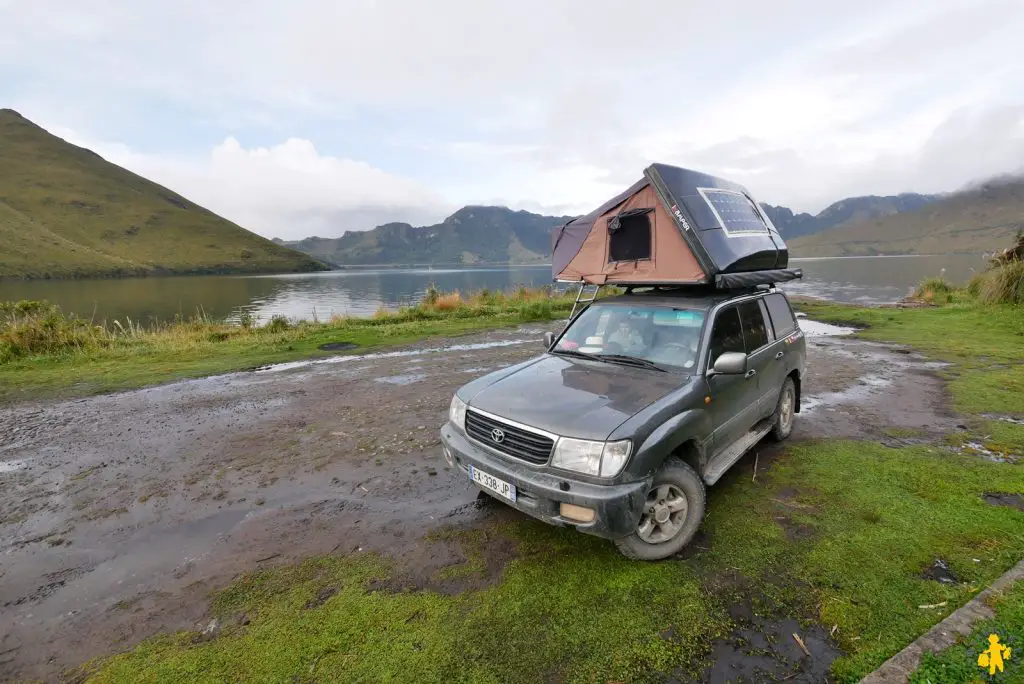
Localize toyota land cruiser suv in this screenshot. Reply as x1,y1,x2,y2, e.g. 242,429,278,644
439,285,806,560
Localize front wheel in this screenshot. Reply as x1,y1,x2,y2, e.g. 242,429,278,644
614,457,706,561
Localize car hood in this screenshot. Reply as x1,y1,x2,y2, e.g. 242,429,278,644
464,354,687,441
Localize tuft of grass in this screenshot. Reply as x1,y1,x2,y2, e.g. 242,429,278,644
431,291,463,311
914,276,956,304
978,259,1024,306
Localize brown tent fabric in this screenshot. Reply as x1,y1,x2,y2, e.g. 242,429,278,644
555,184,705,285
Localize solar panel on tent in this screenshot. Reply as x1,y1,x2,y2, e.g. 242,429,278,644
697,188,770,235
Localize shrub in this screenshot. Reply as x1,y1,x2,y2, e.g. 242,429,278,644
967,272,985,297
913,276,955,303
266,315,291,332
0,300,103,362
422,283,440,307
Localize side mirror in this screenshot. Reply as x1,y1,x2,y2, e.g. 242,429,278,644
543,331,555,349
709,351,747,376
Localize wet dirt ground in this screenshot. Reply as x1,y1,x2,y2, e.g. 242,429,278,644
0,320,956,682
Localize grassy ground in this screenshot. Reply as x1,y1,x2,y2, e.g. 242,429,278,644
0,287,577,404
77,438,1024,684
909,578,1024,683
60,293,1023,683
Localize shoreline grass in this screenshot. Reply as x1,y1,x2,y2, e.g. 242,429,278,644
0,285,580,404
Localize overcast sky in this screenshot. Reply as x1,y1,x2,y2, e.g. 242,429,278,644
3,0,1023,240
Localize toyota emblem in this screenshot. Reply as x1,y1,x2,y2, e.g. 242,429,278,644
490,428,505,444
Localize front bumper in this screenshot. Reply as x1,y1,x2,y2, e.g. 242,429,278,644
440,422,650,540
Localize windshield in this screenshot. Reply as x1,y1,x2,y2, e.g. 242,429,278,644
552,303,707,372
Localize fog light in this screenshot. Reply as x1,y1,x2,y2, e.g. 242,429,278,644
559,503,595,523
442,446,454,467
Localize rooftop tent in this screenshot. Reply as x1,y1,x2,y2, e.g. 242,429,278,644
551,163,799,288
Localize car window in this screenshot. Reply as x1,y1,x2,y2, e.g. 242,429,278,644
738,300,769,352
763,293,797,337
553,303,706,371
707,306,744,365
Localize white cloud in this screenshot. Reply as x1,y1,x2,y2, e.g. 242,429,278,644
47,125,453,240
3,0,1024,230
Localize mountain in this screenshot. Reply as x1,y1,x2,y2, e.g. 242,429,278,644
282,193,943,267
788,177,1024,257
760,193,941,239
0,109,327,279
278,205,575,267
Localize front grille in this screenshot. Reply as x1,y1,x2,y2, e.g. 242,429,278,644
465,410,554,465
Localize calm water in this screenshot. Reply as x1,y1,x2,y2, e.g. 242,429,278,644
0,254,988,325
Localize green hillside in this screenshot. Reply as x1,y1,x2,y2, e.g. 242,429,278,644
279,206,574,267
789,177,1024,257
0,109,328,279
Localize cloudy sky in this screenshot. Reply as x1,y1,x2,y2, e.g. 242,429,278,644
3,0,1023,240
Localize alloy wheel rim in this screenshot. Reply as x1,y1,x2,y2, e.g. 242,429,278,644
637,484,688,543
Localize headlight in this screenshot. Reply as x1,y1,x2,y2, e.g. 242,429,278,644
449,394,467,430
551,438,632,477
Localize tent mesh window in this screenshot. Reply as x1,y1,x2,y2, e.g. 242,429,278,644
608,208,653,262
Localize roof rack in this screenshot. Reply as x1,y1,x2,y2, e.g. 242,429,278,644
619,268,803,295
561,268,802,319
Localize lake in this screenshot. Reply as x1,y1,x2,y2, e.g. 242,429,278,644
0,254,988,325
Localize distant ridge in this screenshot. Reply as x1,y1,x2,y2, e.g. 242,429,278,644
760,193,941,239
0,109,328,279
278,205,575,267
788,176,1024,257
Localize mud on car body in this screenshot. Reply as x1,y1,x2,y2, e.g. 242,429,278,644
440,286,806,560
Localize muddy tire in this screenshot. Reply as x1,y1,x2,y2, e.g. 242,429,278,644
613,457,706,561
770,376,796,442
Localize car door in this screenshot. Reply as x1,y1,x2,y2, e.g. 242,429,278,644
736,298,779,420
705,304,761,456
759,292,801,415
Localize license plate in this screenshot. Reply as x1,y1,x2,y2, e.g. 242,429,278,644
469,465,517,503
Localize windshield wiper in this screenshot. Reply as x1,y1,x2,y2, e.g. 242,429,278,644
594,354,668,372
550,348,605,361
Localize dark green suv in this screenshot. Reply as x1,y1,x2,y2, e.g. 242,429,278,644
440,286,806,560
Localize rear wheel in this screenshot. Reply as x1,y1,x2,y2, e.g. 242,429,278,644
614,457,706,561
770,376,796,441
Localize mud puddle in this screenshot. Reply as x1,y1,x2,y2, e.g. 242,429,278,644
690,614,840,683
794,337,954,441
0,319,956,681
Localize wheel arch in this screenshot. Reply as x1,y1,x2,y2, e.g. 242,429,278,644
789,369,802,413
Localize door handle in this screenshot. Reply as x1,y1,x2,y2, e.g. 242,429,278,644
775,351,784,360
745,369,757,379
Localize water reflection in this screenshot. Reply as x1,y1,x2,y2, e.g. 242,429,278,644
0,254,989,324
